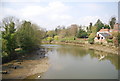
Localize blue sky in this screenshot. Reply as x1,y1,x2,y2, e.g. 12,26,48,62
0,0,119,30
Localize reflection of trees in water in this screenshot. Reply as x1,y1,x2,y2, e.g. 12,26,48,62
45,45,119,70
56,45,93,58
92,51,119,70
105,55,119,70
56,45,119,70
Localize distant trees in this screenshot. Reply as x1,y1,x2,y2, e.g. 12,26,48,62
94,19,104,31
88,26,97,44
68,25,78,37
109,17,116,29
89,22,92,32
76,29,87,38
46,30,56,37
104,24,110,29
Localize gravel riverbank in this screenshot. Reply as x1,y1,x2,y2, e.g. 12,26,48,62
2,48,50,79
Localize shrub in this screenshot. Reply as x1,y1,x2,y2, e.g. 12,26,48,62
88,33,96,44
88,38,94,44
54,36,59,41
47,37,53,42
106,39,113,43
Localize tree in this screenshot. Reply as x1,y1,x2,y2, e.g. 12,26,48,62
16,21,42,51
1,17,18,59
89,22,92,31
109,17,116,29
67,24,78,37
77,29,87,38
118,33,120,44
46,31,56,37
88,26,97,44
104,24,110,29
94,19,104,31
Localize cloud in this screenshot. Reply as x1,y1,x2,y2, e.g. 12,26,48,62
1,0,119,2
1,1,117,30
1,1,72,29
81,16,101,25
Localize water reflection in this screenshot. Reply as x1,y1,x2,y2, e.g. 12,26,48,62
39,44,119,79
55,44,119,70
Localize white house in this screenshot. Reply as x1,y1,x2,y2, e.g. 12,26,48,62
94,28,112,44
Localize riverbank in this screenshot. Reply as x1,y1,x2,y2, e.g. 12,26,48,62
42,41,119,55
2,48,49,79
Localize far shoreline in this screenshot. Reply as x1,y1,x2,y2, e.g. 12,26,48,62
42,41,119,55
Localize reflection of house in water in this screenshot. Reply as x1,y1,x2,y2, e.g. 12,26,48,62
94,51,108,61
99,55,105,61
94,28,112,44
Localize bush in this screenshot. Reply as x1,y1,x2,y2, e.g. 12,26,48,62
77,29,88,38
54,36,59,41
88,38,94,44
118,33,120,44
47,37,53,42
106,39,113,43
88,33,96,44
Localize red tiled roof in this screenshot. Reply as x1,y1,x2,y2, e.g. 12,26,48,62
99,29,109,32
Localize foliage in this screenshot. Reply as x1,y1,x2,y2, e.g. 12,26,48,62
88,38,94,44
91,26,97,33
47,37,53,42
109,17,116,29
77,29,88,38
118,33,120,44
16,21,42,51
88,33,96,44
1,17,18,60
94,19,104,31
106,39,113,43
104,24,110,29
88,22,92,32
54,36,59,40
111,31,119,46
46,31,56,37
88,26,97,44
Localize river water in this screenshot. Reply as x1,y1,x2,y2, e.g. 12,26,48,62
2,44,119,79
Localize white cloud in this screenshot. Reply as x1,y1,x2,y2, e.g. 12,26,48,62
1,1,72,29
1,1,117,30
81,16,101,25
1,0,119,2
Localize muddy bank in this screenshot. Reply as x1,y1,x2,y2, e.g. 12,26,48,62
42,41,119,55
2,48,50,79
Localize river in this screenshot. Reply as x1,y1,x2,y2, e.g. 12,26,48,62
2,44,119,79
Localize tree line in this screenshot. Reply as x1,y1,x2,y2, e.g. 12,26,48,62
42,17,120,45
0,16,45,63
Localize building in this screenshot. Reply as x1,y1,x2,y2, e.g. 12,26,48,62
94,28,112,44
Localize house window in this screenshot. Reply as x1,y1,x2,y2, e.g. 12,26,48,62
97,37,100,40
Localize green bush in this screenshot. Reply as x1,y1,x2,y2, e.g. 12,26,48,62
106,39,113,43
88,33,96,44
54,36,59,41
88,38,94,44
47,37,53,42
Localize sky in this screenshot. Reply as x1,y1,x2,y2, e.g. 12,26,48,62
0,0,119,30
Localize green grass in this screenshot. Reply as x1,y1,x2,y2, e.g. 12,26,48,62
42,36,87,44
